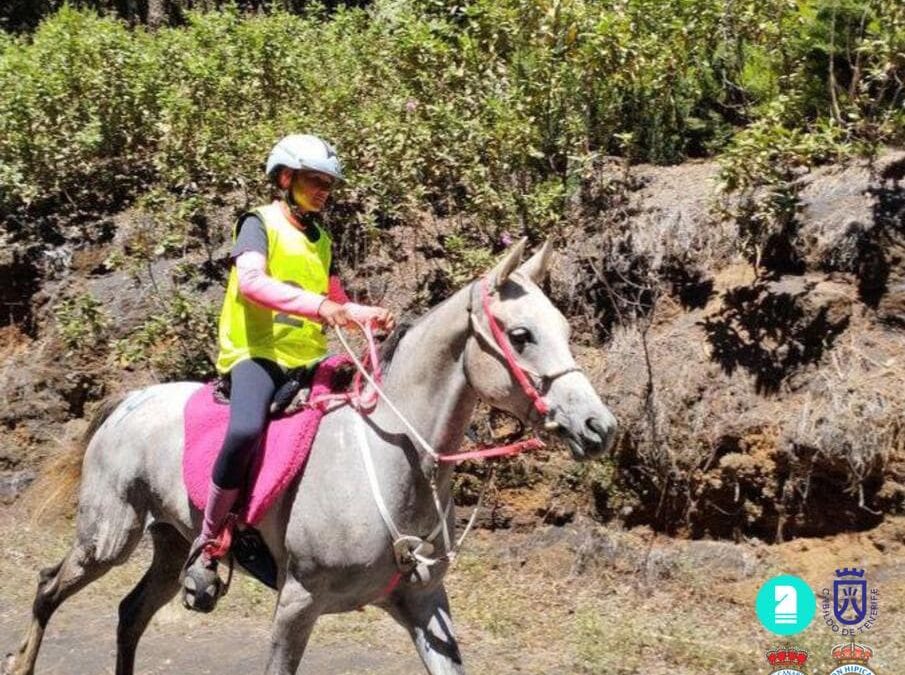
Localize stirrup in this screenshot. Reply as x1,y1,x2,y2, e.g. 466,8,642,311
181,519,236,613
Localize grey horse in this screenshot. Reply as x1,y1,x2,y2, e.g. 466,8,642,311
3,239,617,675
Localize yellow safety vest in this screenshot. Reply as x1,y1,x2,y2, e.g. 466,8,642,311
215,202,332,374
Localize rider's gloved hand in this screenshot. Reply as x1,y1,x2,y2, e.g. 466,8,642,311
317,299,354,328
345,303,396,332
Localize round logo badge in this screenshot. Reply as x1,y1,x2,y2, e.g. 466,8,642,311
755,574,817,635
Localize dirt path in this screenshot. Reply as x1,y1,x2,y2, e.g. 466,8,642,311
2,506,904,674
0,506,425,674
0,594,419,674
0,583,424,675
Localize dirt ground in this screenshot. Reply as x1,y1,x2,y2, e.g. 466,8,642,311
1,503,903,675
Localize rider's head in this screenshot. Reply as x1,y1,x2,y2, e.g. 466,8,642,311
266,134,344,214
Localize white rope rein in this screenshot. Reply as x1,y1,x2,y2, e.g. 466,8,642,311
333,322,489,570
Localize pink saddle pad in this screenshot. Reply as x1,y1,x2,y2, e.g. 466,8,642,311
183,355,350,525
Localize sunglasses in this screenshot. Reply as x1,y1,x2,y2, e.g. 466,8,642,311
302,173,336,191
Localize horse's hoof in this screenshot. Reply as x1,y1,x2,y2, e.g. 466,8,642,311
181,568,222,614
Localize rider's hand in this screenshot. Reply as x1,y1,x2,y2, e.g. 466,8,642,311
345,303,396,332
317,299,354,328
370,307,396,333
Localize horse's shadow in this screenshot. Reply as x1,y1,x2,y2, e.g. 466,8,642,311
700,280,849,394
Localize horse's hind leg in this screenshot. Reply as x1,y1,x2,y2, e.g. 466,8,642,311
116,522,189,675
2,502,145,675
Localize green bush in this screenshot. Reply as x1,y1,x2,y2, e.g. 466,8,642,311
53,292,110,351
0,7,159,212
113,290,218,381
1,1,902,241
716,102,856,274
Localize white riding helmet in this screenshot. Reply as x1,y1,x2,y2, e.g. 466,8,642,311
265,134,344,182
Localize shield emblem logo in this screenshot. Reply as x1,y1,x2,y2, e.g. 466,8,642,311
833,577,867,625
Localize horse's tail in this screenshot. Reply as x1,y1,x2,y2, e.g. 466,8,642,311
28,394,127,522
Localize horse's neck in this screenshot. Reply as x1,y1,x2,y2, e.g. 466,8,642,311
377,285,476,478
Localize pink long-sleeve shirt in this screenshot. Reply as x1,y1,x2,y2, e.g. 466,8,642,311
235,251,350,319
233,250,397,330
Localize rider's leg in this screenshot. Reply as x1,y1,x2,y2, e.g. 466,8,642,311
198,482,240,543
203,357,284,537
183,357,283,611
212,357,285,484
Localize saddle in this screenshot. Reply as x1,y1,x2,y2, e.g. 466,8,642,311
212,360,356,416
183,355,354,589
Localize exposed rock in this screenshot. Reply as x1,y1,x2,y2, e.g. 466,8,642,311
0,469,36,503
3,151,905,542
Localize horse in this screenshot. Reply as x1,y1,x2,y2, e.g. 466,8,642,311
2,238,617,675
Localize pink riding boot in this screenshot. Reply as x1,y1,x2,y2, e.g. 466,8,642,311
181,482,240,613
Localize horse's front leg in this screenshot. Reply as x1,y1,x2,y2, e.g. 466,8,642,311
381,582,465,674
265,576,320,675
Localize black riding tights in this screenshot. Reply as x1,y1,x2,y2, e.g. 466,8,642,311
211,358,285,490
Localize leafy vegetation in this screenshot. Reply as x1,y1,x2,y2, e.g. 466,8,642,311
113,289,218,380
53,292,110,351
4,0,905,537
2,1,901,242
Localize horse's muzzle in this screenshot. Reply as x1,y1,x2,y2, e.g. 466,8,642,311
547,408,617,460
584,415,617,457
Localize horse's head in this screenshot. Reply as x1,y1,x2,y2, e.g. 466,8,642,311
463,239,617,460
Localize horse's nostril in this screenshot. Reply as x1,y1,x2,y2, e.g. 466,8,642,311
585,417,604,439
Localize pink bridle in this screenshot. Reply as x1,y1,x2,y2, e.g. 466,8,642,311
447,273,581,463
477,275,551,417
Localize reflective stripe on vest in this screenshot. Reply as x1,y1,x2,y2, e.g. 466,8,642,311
215,202,332,373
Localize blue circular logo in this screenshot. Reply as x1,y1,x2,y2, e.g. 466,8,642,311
755,574,816,635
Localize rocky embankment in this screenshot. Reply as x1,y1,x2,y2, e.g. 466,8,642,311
1,151,904,540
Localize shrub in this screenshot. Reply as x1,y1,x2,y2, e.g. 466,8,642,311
53,292,110,351
0,7,160,215
5,1,900,245
113,290,217,381
716,104,857,275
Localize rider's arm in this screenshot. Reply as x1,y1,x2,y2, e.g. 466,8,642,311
232,216,387,327
325,262,394,329
235,251,326,319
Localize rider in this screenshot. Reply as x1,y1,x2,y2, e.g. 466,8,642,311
182,134,394,611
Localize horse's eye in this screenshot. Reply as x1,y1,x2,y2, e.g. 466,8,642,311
508,327,533,351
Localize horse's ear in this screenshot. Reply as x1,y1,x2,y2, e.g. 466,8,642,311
518,237,554,284
491,237,528,289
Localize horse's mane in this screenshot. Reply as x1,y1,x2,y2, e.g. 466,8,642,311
378,320,413,369
376,274,479,370
377,275,505,369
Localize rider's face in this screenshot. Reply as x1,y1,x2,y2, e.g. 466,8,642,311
290,171,335,213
